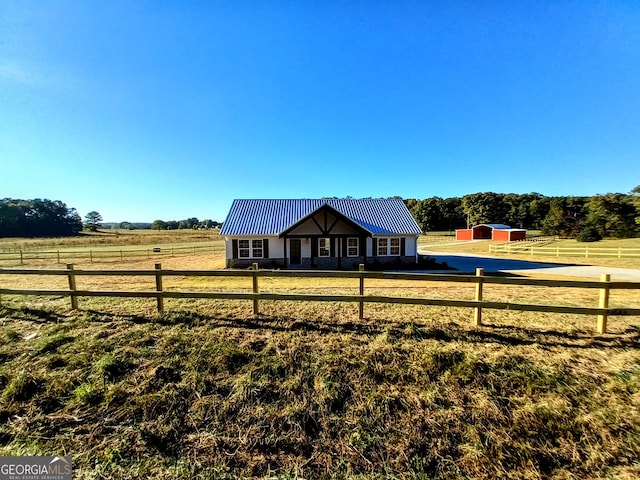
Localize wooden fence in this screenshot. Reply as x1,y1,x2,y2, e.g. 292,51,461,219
0,244,224,265
490,243,640,258
1,264,639,334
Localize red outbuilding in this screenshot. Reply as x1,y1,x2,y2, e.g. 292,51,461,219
455,224,527,242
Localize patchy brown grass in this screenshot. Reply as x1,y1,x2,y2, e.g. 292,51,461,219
0,303,638,479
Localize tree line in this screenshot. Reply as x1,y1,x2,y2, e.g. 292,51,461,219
151,218,221,230
3,191,639,240
407,186,640,239
0,198,83,237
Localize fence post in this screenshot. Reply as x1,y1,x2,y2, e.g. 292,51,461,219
252,263,259,316
597,273,610,334
67,264,78,310
120,250,123,261
90,250,93,263
20,250,24,266
473,268,484,326
359,264,365,320
57,251,60,264
155,263,164,313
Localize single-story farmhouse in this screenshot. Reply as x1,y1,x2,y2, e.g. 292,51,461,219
456,224,527,241
220,199,423,269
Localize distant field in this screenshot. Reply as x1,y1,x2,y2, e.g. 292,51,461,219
0,229,222,251
420,236,640,269
0,230,226,267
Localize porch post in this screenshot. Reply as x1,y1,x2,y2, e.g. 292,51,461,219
361,235,368,266
283,235,288,268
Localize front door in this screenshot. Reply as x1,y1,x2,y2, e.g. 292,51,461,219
290,239,301,265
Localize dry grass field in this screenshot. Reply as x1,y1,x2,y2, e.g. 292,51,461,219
0,230,225,267
0,229,223,251
0,235,639,478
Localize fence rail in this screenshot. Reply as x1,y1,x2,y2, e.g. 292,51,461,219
0,245,224,265
490,243,640,258
1,264,639,334
418,235,456,243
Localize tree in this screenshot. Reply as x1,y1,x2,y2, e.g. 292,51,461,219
541,197,587,237
84,211,103,232
631,185,640,226
461,192,509,227
442,197,466,232
585,193,637,238
152,220,168,230
528,194,551,229
404,198,418,210
0,198,82,237
576,225,602,242
411,198,445,232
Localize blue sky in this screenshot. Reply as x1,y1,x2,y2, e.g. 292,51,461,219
1,1,639,222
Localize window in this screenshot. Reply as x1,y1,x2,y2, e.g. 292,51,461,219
319,237,331,257
252,239,263,258
377,238,401,256
239,239,250,258
390,238,400,256
347,237,359,257
238,239,263,258
377,238,388,256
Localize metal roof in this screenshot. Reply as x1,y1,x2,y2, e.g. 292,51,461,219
220,199,423,236
474,224,513,230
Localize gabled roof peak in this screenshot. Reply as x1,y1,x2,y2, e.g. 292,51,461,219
220,198,422,236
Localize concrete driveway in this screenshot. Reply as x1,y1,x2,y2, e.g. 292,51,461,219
419,250,640,281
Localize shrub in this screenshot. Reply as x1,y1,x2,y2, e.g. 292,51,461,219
576,226,602,242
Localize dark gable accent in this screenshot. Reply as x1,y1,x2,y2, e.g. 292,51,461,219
311,216,323,233
279,203,371,237
327,215,340,233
